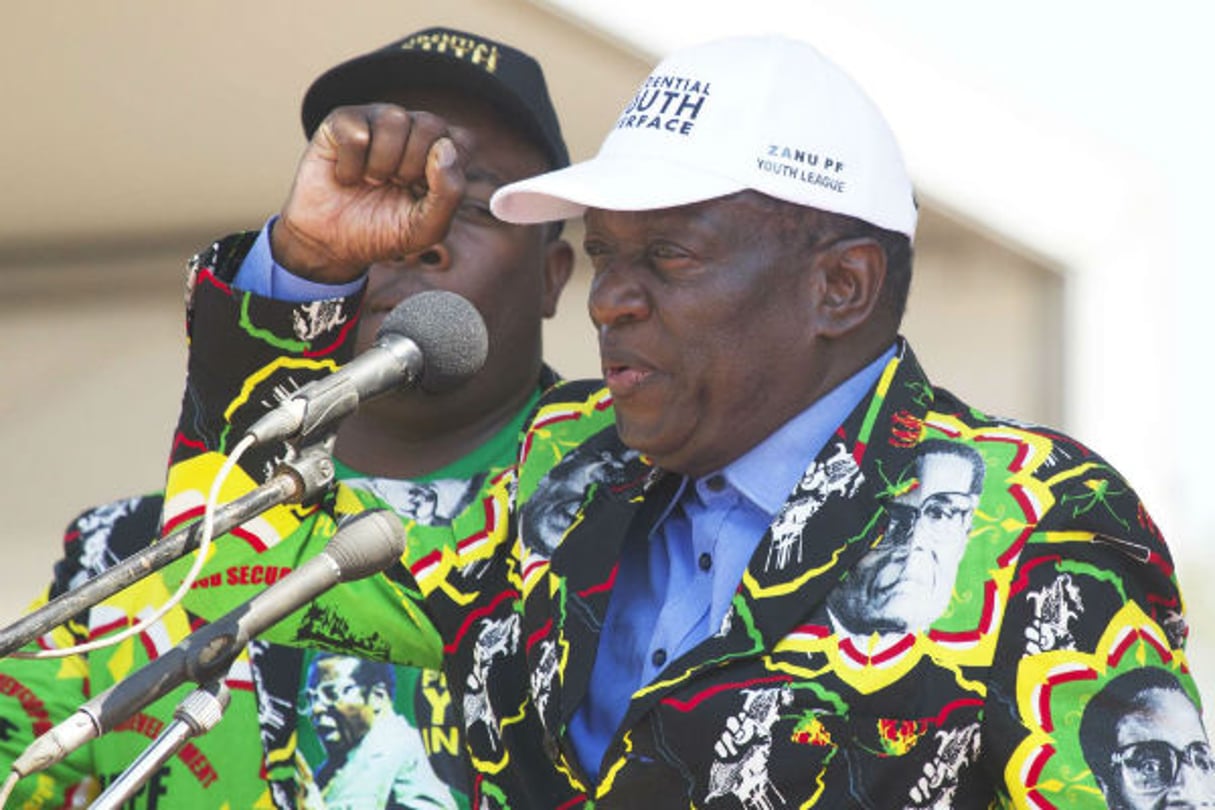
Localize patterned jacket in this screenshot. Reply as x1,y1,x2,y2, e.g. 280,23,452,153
0,495,272,809
140,234,1212,807
0,490,473,810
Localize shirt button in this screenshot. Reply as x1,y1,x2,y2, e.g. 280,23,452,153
705,475,726,493
698,552,713,572
651,648,667,668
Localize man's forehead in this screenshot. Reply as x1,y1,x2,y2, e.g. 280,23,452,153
1116,688,1203,742
583,193,763,233
584,189,801,227
915,452,977,492
316,656,358,678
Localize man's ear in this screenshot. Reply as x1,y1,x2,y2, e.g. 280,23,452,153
540,237,575,318
813,238,887,338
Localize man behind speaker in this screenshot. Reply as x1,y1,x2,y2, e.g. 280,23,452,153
0,26,573,809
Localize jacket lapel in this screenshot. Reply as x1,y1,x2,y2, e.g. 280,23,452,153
619,342,934,721
540,343,937,742
736,342,929,652
528,442,665,735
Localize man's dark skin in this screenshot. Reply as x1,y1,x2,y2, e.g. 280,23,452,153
272,109,896,477
289,90,573,480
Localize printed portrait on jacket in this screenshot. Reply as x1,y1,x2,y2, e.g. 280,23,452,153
827,439,985,639
520,430,638,556
297,653,461,810
1079,667,1215,809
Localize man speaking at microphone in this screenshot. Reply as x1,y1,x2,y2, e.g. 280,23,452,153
0,26,574,809
144,31,1211,809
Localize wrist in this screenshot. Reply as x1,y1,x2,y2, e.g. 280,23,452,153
269,217,364,283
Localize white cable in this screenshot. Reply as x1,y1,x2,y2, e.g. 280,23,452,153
0,771,17,809
12,436,257,660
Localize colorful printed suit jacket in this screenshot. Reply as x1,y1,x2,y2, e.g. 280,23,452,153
0,492,471,810
0,496,269,809
151,233,1213,807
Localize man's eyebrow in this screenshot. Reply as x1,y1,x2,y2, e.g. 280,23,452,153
465,167,507,187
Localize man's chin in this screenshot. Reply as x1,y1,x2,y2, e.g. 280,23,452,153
848,592,923,633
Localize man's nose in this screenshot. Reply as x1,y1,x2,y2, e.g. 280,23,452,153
588,262,651,329
367,243,454,299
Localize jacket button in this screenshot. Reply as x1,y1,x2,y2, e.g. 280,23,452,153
652,648,667,668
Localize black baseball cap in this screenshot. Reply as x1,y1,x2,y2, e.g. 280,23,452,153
301,26,570,171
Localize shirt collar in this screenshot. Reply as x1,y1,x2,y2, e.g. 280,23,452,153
709,344,897,517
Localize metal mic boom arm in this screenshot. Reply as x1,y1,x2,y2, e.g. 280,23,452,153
0,443,337,658
5,510,405,783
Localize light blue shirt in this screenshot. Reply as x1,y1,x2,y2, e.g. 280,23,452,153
232,219,366,300
568,345,895,777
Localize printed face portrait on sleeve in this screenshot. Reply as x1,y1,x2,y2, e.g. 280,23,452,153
305,655,393,767
1080,667,1215,809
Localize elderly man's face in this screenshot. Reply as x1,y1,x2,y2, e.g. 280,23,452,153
1102,687,1214,810
307,657,375,756
584,193,828,477
401,484,439,523
828,450,978,635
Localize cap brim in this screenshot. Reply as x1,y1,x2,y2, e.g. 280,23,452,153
491,154,746,224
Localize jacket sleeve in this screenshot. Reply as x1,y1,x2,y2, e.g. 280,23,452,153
159,233,446,669
982,454,1208,807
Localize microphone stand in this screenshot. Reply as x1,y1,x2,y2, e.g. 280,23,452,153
0,441,337,658
90,679,231,810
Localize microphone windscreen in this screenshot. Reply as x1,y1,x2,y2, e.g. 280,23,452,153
377,290,489,392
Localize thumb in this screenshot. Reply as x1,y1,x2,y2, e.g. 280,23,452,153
407,137,466,248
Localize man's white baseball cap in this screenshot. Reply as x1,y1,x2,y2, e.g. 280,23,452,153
491,35,916,237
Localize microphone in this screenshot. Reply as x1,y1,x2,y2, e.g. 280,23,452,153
245,290,488,445
7,509,406,781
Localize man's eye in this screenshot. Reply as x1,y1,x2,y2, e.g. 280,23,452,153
583,239,606,255
649,243,687,261
458,199,497,223
646,243,702,279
